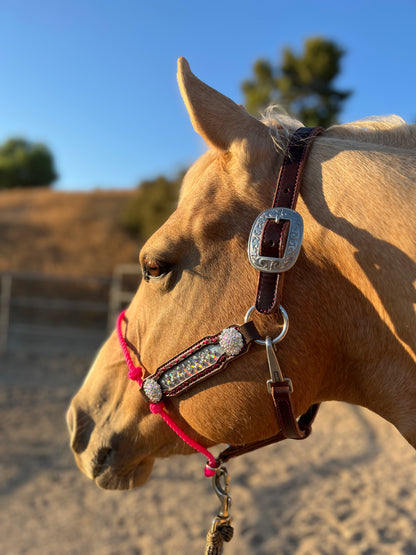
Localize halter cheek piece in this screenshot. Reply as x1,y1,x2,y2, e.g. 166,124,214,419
117,127,322,476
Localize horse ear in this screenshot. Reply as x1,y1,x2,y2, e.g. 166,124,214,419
177,57,269,151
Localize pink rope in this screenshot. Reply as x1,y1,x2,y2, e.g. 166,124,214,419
149,402,217,471
116,311,144,386
116,310,218,476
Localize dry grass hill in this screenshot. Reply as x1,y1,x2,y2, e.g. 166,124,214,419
0,188,139,277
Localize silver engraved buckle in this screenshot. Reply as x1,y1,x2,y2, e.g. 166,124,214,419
247,207,304,273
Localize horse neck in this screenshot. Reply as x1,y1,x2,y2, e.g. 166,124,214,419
284,136,416,444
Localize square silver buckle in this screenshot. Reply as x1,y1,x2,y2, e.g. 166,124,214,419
247,207,304,273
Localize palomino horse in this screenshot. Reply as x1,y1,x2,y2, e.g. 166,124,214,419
67,58,416,493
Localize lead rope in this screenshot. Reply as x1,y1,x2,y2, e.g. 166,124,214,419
204,466,234,555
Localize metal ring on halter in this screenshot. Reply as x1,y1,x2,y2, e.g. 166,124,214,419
244,305,289,345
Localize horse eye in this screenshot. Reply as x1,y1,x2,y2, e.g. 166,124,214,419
143,259,168,280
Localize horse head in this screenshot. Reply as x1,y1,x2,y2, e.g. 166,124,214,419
67,58,416,490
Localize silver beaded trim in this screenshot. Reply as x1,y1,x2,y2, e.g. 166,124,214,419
143,378,163,403
219,327,244,356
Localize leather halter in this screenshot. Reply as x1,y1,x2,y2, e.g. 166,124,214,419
117,126,322,472
217,126,323,464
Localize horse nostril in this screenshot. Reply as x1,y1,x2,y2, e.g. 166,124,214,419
92,447,113,478
67,404,95,454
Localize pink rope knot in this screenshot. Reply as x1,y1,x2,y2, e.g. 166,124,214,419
128,367,143,381
149,402,165,414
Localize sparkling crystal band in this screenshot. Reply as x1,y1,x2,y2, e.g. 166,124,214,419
141,323,259,402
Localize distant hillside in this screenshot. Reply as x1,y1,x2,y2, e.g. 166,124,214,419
0,188,139,277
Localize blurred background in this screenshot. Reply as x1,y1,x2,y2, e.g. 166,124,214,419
1,1,416,554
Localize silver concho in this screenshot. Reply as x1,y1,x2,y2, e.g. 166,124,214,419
247,207,304,273
219,327,244,356
143,378,163,403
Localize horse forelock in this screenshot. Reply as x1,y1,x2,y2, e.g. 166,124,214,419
260,106,416,151
260,106,305,154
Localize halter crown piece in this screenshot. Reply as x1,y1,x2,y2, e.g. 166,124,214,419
116,127,323,552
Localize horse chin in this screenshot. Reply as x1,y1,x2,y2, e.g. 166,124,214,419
94,458,155,491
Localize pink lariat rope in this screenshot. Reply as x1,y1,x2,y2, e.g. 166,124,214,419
116,310,218,477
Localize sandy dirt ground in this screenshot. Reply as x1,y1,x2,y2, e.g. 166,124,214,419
2,349,416,555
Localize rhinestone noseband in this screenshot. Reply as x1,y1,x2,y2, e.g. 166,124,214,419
142,323,258,403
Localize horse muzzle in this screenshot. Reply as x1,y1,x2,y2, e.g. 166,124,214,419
66,402,155,490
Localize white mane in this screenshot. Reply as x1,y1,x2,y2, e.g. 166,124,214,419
260,106,303,153
260,105,416,150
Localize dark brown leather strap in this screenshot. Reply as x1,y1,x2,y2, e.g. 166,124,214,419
239,320,261,344
216,402,320,464
269,381,313,439
255,127,323,314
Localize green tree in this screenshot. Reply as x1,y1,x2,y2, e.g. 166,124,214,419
242,37,351,127
0,138,58,189
121,172,183,241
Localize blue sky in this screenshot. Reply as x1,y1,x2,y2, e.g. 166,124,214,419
1,0,415,191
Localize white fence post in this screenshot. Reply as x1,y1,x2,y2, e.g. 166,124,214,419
0,274,12,354
107,264,139,331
